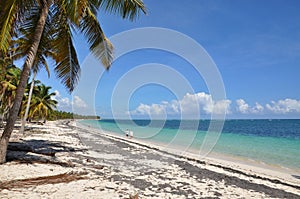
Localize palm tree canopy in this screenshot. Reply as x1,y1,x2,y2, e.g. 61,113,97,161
0,66,21,94
0,0,146,92
0,66,23,115
28,84,57,119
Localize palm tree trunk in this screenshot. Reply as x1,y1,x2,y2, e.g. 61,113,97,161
0,1,50,164
19,71,37,134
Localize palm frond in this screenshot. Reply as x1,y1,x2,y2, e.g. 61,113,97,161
12,4,53,78
52,11,80,93
95,36,114,69
0,0,19,54
0,0,35,53
62,0,89,25
80,8,113,69
100,0,146,21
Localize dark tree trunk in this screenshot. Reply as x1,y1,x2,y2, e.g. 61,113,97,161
0,1,50,164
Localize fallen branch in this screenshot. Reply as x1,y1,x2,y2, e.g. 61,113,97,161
0,172,87,190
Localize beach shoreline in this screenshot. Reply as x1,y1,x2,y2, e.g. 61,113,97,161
75,121,300,187
74,121,300,196
0,120,299,198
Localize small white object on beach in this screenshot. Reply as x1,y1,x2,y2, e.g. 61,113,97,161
105,182,117,189
129,130,133,138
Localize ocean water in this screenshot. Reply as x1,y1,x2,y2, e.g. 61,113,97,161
79,119,300,171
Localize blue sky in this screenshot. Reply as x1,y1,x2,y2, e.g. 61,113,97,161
30,0,300,119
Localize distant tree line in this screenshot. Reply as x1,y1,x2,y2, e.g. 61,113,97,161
48,110,100,120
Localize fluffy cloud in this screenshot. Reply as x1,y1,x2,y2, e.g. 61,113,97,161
252,103,264,113
131,93,300,118
131,92,231,117
179,93,231,115
73,96,87,108
236,98,300,115
53,90,71,109
132,103,166,115
266,99,300,113
52,90,87,111
236,99,249,113
236,99,264,114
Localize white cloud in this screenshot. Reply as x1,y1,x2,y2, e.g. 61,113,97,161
52,90,88,111
73,96,87,109
236,99,249,114
133,103,166,115
236,99,264,114
212,99,232,114
130,92,231,118
252,102,264,113
179,92,231,115
236,98,300,115
266,99,300,113
53,89,300,118
53,90,71,108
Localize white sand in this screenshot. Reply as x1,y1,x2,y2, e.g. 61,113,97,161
0,120,299,198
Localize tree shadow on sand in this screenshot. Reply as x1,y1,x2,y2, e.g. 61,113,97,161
291,175,300,180
6,139,87,167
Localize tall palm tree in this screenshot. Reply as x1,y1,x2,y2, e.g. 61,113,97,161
0,0,146,163
14,15,52,133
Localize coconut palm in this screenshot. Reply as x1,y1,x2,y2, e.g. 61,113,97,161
0,0,146,163
14,15,52,133
26,84,57,122
0,66,22,122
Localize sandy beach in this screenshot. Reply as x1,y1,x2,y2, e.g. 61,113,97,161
0,120,299,198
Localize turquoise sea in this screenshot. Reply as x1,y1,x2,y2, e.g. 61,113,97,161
79,119,300,171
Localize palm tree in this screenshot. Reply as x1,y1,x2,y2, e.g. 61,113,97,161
0,0,146,163
0,66,22,122
25,84,57,123
14,16,52,133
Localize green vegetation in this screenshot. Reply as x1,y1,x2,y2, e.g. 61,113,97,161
49,110,100,120
21,83,57,122
0,65,99,123
0,66,21,122
0,0,146,163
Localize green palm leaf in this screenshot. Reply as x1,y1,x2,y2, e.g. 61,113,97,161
80,8,114,69
52,10,80,93
0,0,35,53
100,0,146,20
28,84,57,119
12,4,52,77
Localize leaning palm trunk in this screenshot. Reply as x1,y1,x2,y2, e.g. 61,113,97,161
0,1,50,163
19,71,37,134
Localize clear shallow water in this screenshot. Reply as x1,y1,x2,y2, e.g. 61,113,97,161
79,119,300,170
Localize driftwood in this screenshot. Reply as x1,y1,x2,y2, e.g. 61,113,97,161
0,172,87,190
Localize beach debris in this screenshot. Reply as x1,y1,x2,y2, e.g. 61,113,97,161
1,120,299,198
0,172,87,190
129,192,138,199
105,182,117,189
